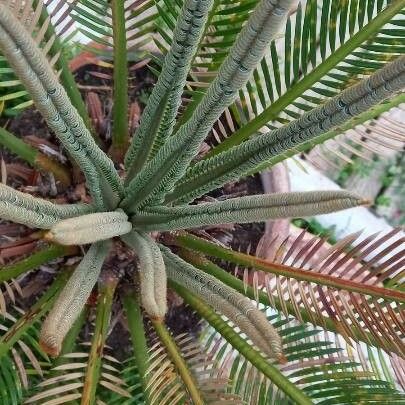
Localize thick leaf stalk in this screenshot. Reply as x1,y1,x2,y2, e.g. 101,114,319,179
122,231,167,319
151,320,205,405
169,55,405,203
0,126,71,186
125,0,214,179
122,0,294,211
0,5,123,209
46,210,132,245
39,241,111,356
0,183,93,229
161,246,283,360
110,0,129,160
133,190,366,231
81,273,119,404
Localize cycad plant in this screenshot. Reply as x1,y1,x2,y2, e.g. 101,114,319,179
0,0,404,404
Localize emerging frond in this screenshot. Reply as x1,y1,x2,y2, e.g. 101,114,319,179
133,190,366,231
0,183,93,229
122,0,294,211
0,4,123,209
122,231,167,319
46,210,132,245
40,241,111,356
169,55,405,203
125,0,214,179
161,246,283,360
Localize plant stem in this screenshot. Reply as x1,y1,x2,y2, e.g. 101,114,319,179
171,282,314,405
151,319,206,405
122,290,150,402
0,127,71,186
81,273,118,405
175,233,405,303
180,251,398,354
0,244,77,283
207,0,405,156
111,0,129,161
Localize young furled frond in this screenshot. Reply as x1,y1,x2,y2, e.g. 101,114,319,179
40,241,111,356
0,4,123,209
169,55,405,203
133,190,366,231
46,210,132,245
122,0,294,211
161,246,283,360
0,0,85,118
0,183,93,229
125,0,214,179
122,231,167,319
207,0,405,156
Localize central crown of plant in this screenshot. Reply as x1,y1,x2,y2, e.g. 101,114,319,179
0,0,404,362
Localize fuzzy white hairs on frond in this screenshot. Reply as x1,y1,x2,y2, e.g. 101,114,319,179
122,231,167,319
0,183,94,229
47,210,132,245
40,241,111,356
161,246,283,360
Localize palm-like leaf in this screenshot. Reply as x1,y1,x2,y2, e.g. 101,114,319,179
0,0,404,404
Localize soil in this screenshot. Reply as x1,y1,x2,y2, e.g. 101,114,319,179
0,60,266,356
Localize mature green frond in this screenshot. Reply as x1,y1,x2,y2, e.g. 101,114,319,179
168,55,405,204
122,231,167,319
121,0,294,211
71,0,155,52
0,4,123,209
0,271,72,399
133,190,366,231
40,241,110,357
0,308,49,401
47,210,132,245
146,326,243,405
0,183,93,229
161,246,283,360
174,230,405,356
204,315,405,404
125,0,214,179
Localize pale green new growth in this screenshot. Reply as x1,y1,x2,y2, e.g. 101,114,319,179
47,210,132,245
0,183,93,229
0,6,123,209
125,0,214,179
168,55,405,204
40,241,110,356
133,190,366,231
122,0,294,212
122,231,167,319
161,246,283,359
